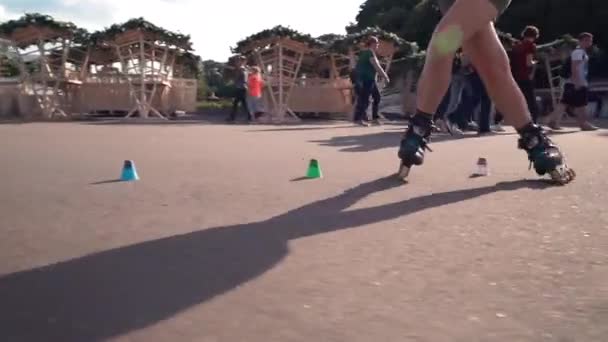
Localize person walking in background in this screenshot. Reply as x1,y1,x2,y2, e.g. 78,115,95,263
247,66,265,121
548,32,599,131
353,36,390,126
511,26,540,123
227,56,252,123
469,66,494,134
435,50,467,135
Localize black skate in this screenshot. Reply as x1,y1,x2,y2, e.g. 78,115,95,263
397,115,434,181
518,124,576,185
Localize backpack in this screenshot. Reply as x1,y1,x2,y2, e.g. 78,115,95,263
560,48,584,79
560,56,572,79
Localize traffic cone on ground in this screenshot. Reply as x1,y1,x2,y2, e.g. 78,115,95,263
474,158,489,177
306,159,323,179
121,160,140,181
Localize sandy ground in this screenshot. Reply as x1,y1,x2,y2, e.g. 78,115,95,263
0,119,607,342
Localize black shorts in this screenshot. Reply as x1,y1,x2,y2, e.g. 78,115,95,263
561,83,589,108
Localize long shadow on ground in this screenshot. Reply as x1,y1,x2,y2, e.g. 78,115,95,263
311,125,591,153
310,130,477,153
0,177,551,341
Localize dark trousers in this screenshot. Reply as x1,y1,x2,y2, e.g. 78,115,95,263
469,72,492,132
350,70,359,104
516,79,538,123
353,79,381,121
229,88,250,120
436,88,451,119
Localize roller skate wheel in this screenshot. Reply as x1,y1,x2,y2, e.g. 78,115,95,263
397,161,411,181
549,165,576,185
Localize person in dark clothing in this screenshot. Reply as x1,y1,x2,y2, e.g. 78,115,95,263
227,56,251,123
469,69,493,134
352,36,390,126
349,68,360,105
511,26,540,123
435,51,467,134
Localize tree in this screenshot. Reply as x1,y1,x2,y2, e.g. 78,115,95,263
351,0,440,48
353,0,608,49
352,0,608,76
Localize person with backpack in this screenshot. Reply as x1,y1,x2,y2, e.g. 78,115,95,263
510,26,540,123
353,36,390,126
547,32,599,131
227,56,252,123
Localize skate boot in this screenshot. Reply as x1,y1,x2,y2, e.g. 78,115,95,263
518,123,576,185
397,113,434,181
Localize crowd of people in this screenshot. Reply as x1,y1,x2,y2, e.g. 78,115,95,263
227,25,600,135
226,56,265,124
350,26,599,133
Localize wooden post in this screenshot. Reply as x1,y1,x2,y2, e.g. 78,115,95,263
139,35,147,117
329,54,338,79
278,42,284,121
80,46,91,80
283,50,304,119
544,56,557,108
257,49,278,122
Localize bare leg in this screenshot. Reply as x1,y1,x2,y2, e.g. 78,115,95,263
461,24,575,183
398,5,576,184
574,106,599,130
548,103,566,129
416,0,499,114
398,0,499,179
461,23,532,130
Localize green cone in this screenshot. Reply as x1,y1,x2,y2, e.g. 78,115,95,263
306,159,323,179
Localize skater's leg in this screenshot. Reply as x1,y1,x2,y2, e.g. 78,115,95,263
463,24,575,183
398,0,500,176
416,0,499,116
461,24,532,130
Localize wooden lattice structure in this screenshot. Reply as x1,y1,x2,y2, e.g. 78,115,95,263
240,37,314,122
101,29,177,119
538,47,574,111
286,51,354,116
0,37,23,77
271,37,399,119
2,25,89,118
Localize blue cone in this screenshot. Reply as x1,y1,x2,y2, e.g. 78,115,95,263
121,160,140,181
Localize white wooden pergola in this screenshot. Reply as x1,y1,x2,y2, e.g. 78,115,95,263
4,25,88,118
104,29,176,119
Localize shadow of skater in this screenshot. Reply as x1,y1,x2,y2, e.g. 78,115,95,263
311,130,460,153
0,177,550,341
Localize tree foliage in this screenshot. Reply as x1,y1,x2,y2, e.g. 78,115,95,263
232,25,323,54
352,0,608,76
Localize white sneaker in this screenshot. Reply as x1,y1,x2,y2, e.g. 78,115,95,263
491,124,506,132
447,120,464,135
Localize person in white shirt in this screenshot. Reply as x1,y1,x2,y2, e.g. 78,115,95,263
548,32,598,131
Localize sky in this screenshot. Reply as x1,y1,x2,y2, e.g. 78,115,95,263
0,0,364,61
